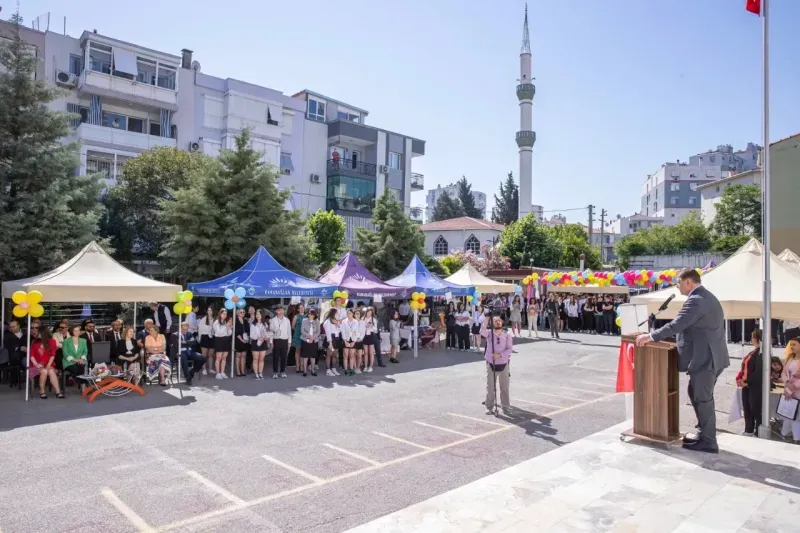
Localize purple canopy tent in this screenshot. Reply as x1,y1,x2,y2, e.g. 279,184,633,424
318,252,410,299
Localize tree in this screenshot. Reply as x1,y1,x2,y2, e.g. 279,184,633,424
439,246,510,276
613,211,712,268
98,192,134,261
356,190,425,279
438,254,463,276
160,129,312,281
672,211,712,252
457,176,483,219
112,146,208,259
491,172,518,225
0,13,104,280
547,224,602,270
498,214,560,268
711,184,762,239
431,191,464,222
307,209,346,271
423,254,448,276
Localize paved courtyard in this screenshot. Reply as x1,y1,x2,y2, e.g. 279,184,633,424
0,332,777,532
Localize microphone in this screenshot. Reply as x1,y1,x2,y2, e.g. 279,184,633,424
658,294,676,312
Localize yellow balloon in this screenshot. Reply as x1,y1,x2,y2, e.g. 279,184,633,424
12,305,27,318
615,316,622,327
341,292,349,300
29,303,44,318
173,303,185,314
11,291,27,304
27,290,43,305
466,295,473,302
183,290,193,301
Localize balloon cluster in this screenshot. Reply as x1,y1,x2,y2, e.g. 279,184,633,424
472,289,483,302
410,292,427,311
538,267,714,289
522,272,539,285
173,290,193,315
11,290,44,318
332,290,349,302
224,287,247,310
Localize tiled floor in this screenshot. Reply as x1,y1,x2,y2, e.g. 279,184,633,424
344,421,800,533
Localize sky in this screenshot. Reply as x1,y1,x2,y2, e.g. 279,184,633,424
13,0,800,224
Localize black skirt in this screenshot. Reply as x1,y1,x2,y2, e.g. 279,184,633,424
214,336,230,353
301,341,317,360
471,324,481,335
200,335,214,349
250,339,267,351
354,341,364,350
363,333,374,345
234,339,248,352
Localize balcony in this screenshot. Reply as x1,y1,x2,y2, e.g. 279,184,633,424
410,172,424,190
326,159,377,179
326,196,375,215
516,83,536,101
515,130,537,148
76,123,176,152
79,69,178,110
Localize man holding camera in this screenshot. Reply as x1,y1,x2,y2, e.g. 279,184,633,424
481,314,513,415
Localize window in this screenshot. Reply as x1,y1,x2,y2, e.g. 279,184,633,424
716,185,720,192
337,109,360,123
670,196,678,205
689,196,696,205
307,97,326,121
655,188,658,199
689,182,698,191
710,155,716,163
149,122,161,136
433,236,449,256
88,42,112,74
388,151,402,170
69,54,83,76
464,235,480,254
127,117,144,133
267,108,279,126
102,111,127,130
326,175,377,213
66,103,88,128
156,64,176,90
670,183,680,192
136,57,157,85
653,202,658,212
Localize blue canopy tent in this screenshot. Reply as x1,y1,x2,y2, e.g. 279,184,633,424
386,256,472,358
386,255,473,296
188,246,337,298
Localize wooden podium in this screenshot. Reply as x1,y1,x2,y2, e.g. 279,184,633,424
620,334,682,445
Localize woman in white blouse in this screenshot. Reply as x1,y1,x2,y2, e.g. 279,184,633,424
362,307,379,373
211,309,232,379
323,309,342,377
341,309,359,376
471,305,485,352
249,309,270,380
198,306,216,376
352,308,366,374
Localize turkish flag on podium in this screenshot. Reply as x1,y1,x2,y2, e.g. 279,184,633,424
615,341,635,393
745,0,761,15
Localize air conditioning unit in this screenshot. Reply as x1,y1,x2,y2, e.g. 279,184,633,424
379,165,389,174
188,141,201,152
55,70,77,88
310,173,321,184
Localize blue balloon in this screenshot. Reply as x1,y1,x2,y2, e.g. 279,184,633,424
572,275,579,282
473,291,482,299
236,299,247,309
223,288,234,300
234,287,247,299
224,300,235,310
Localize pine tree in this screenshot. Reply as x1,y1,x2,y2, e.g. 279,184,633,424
457,176,482,218
307,209,347,271
491,172,519,225
432,192,465,222
356,190,425,279
161,129,312,281
0,13,104,280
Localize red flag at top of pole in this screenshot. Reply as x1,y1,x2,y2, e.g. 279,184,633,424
746,0,761,15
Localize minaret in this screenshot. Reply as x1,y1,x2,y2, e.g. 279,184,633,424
516,4,535,219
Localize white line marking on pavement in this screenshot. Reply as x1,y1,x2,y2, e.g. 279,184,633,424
513,398,562,409
373,431,432,450
186,470,246,506
262,454,324,484
573,366,617,373
573,380,617,388
542,393,620,417
101,487,155,533
541,385,606,396
323,443,381,466
413,421,476,437
447,413,511,427
533,391,585,401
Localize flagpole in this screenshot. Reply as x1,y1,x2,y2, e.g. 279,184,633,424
758,0,772,439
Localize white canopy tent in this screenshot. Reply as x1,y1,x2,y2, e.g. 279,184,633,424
444,264,516,294
778,248,800,270
630,239,800,320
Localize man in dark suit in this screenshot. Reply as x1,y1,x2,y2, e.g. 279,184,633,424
636,268,729,453
81,319,100,364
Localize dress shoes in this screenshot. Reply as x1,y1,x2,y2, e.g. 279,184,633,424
682,432,700,444
682,439,719,454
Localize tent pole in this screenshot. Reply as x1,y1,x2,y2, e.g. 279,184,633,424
177,313,182,384
25,314,31,402
230,308,235,377
413,308,418,358
741,319,745,346
133,302,137,333
1,297,5,346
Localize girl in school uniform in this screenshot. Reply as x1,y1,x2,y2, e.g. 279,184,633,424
341,309,359,376
352,308,366,373
300,309,320,377
472,305,485,352
249,310,269,380
323,309,342,376
389,310,402,364
212,309,232,379
198,306,216,375
362,307,378,373
234,308,249,377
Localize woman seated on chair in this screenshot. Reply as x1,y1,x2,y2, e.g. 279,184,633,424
144,325,170,387
30,325,63,399
62,324,88,392
117,326,141,381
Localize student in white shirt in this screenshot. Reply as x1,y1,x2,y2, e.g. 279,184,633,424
398,300,411,323
211,309,232,379
362,307,379,373
352,308,366,374
269,305,292,379
455,302,472,351
322,309,342,376
472,305,485,352
249,309,269,380
187,305,200,336
334,299,348,370
198,306,216,375
341,308,360,376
